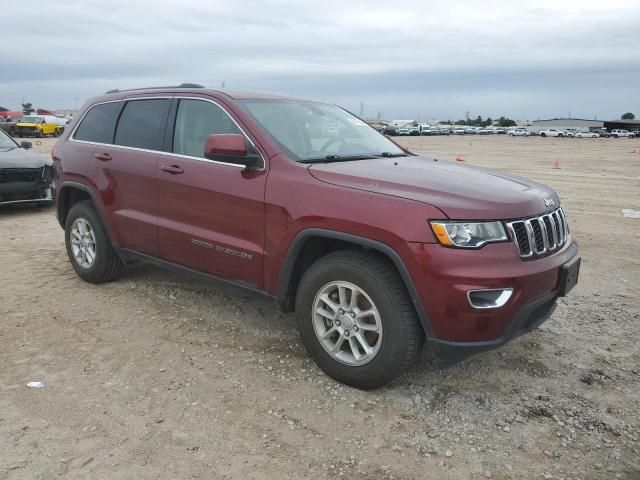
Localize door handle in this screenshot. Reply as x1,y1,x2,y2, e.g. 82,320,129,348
94,152,112,161
160,164,184,174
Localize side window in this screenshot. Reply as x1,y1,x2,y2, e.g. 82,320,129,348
172,99,241,158
114,99,171,151
74,102,121,144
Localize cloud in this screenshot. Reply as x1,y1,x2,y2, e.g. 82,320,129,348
0,0,637,119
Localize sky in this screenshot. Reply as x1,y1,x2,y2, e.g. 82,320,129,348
0,0,638,121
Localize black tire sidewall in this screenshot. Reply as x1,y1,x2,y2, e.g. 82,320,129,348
296,256,416,388
64,201,115,283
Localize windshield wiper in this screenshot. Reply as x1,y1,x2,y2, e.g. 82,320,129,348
377,152,408,158
300,154,377,164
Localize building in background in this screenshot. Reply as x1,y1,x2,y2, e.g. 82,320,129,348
603,118,640,134
531,118,604,132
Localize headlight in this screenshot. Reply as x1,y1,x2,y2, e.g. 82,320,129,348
430,221,508,248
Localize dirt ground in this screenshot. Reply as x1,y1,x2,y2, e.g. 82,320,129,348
1,135,639,480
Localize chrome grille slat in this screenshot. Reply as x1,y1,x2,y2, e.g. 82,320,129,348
506,207,569,259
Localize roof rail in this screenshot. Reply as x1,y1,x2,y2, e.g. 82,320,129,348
105,83,205,94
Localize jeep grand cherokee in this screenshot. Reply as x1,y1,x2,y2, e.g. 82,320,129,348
52,84,580,389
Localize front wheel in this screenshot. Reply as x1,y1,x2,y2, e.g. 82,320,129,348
295,250,422,389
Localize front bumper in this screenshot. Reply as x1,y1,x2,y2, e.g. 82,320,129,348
427,290,558,366
0,168,54,205
403,239,580,364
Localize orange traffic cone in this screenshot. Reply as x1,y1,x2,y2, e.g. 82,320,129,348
553,159,561,169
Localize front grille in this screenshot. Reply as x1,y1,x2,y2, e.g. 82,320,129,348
506,208,569,258
0,168,42,183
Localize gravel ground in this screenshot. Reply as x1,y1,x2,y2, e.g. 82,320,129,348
1,135,639,479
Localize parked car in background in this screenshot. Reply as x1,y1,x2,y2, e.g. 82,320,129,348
14,115,66,138
611,129,632,138
595,129,611,138
464,127,477,134
508,128,529,136
52,85,580,389
0,129,54,206
495,128,507,134
0,117,18,136
575,131,599,138
438,127,451,135
397,126,411,136
453,127,466,135
408,126,420,136
384,125,398,136
539,129,565,137
478,127,495,135
563,128,578,137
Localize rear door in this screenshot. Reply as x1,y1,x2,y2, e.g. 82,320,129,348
156,97,267,287
86,97,172,256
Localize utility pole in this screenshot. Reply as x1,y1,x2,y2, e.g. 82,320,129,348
359,102,365,118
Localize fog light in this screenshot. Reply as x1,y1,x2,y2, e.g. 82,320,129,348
467,289,513,309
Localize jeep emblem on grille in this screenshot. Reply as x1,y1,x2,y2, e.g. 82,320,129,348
544,198,555,208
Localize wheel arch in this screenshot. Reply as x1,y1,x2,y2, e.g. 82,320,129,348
56,182,114,243
276,228,434,337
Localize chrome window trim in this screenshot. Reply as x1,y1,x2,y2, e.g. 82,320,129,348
69,95,266,171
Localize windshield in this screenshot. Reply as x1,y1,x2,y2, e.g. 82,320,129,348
240,99,406,162
0,129,18,148
19,116,42,123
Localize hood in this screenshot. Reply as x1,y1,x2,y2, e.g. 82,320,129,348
308,155,558,220
0,147,49,169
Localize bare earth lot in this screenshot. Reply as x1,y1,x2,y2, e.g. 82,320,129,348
1,135,639,479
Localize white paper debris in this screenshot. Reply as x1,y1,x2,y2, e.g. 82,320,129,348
26,381,45,389
622,209,640,219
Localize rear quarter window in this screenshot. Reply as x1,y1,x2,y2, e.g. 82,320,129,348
114,99,171,151
74,102,122,144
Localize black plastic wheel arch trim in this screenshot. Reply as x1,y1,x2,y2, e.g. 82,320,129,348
276,228,435,338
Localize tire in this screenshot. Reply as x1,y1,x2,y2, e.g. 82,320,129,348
295,250,422,389
540,133,546,137
64,200,124,284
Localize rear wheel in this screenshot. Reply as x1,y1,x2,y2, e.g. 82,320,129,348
296,250,422,389
64,200,124,283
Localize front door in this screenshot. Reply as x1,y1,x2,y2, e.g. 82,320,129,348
156,98,267,288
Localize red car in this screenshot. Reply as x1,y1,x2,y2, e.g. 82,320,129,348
52,85,580,389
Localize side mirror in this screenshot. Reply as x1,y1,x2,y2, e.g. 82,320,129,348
21,141,32,149
204,134,261,169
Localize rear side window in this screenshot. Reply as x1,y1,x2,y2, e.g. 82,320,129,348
74,102,121,144
114,99,171,151
172,99,241,158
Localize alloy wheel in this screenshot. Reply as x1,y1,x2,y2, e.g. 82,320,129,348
70,217,97,269
312,281,383,366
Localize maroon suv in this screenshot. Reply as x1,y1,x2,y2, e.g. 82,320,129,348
52,84,580,389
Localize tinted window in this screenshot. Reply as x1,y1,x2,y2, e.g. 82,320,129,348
172,99,241,158
74,102,121,144
115,99,171,151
